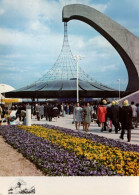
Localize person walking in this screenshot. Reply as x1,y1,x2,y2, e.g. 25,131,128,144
52,104,59,121
35,104,41,121
40,104,44,119
73,102,82,130
97,101,107,132
119,100,133,142
131,101,138,128
20,104,26,122
61,103,65,117
47,103,53,121
83,102,92,132
110,101,120,134
66,104,69,115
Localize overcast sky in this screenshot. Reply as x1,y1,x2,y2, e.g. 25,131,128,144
0,0,139,90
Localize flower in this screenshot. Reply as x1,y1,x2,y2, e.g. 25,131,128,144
17,125,139,176
0,125,119,176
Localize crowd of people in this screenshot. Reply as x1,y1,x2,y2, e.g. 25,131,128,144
73,100,139,142
0,102,75,125
0,99,139,142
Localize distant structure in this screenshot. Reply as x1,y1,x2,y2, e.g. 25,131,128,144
37,22,78,81
0,83,22,103
62,4,139,92
36,22,108,85
0,84,15,102
5,21,119,99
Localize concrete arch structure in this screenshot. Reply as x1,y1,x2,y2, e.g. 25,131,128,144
62,4,139,92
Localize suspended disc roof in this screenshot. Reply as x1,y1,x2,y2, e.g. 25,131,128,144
4,23,125,99
5,79,123,98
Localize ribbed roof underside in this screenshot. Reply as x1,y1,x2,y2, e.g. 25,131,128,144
5,79,122,98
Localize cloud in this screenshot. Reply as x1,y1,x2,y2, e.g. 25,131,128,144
62,0,108,13
29,21,51,33
0,28,33,46
100,64,118,72
87,36,111,48
1,0,60,21
105,0,139,36
0,27,63,55
68,35,113,52
105,78,128,90
90,3,108,13
68,34,120,69
0,0,63,33
1,54,26,59
0,8,5,15
0,61,3,66
0,0,133,90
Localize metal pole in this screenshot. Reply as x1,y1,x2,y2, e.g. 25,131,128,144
77,57,79,102
74,55,84,103
119,79,120,100
118,79,120,100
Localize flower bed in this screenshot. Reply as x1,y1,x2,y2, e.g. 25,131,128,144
18,125,139,176
0,125,118,176
41,124,139,153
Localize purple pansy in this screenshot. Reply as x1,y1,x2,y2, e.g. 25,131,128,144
0,125,121,176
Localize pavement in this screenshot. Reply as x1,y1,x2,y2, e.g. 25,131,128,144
31,114,139,146
1,114,139,146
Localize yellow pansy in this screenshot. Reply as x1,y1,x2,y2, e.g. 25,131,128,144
18,125,139,176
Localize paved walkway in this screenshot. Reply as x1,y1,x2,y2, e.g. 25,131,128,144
31,114,139,146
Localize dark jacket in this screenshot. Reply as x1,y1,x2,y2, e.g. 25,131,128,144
47,104,53,116
119,105,133,129
110,105,120,124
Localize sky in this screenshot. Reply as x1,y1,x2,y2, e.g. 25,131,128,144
0,0,139,90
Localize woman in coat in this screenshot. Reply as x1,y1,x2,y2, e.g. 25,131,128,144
40,104,44,119
97,102,107,131
82,103,92,132
73,102,82,130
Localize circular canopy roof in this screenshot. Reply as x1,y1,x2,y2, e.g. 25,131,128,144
4,79,123,98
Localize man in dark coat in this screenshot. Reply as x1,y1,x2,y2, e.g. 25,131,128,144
110,101,120,134
119,100,133,142
47,103,53,121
